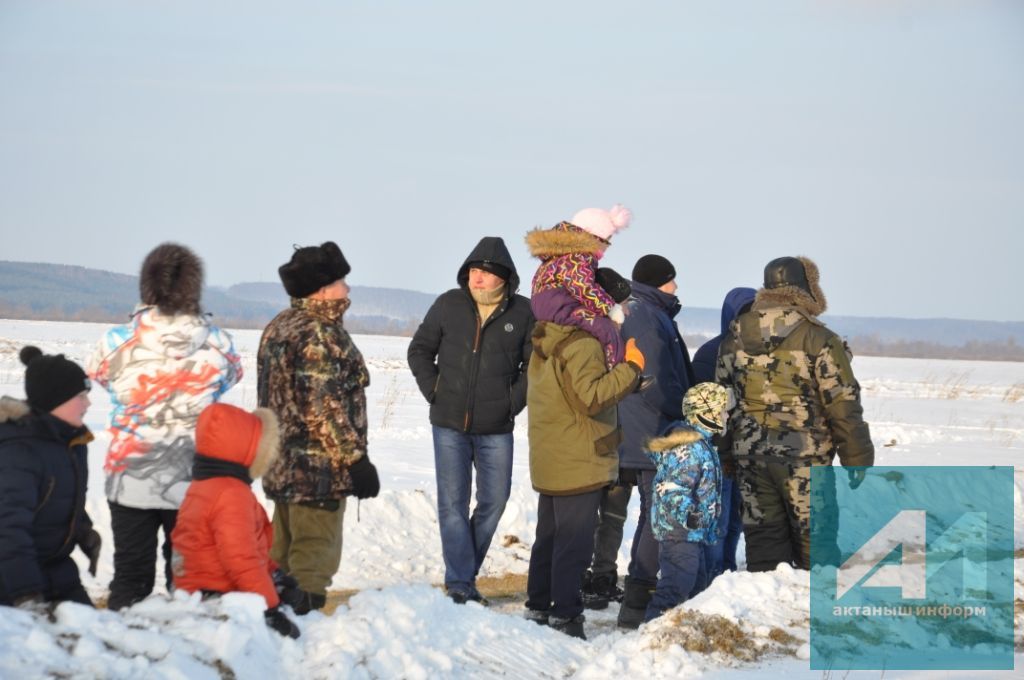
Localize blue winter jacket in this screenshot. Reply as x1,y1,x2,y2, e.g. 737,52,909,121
0,397,93,604
644,421,722,543
691,287,756,384
617,281,695,470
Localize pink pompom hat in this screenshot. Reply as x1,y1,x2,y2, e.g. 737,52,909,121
569,204,632,242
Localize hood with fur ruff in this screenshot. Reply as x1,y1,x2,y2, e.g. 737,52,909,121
753,255,827,317
525,222,606,259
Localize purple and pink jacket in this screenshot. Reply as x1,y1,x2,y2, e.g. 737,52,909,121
525,222,624,367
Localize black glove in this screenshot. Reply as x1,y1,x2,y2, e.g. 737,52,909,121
272,569,299,594
348,455,380,499
634,374,656,393
78,528,102,577
848,467,866,490
264,606,300,639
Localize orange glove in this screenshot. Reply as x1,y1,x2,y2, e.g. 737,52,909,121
624,338,645,372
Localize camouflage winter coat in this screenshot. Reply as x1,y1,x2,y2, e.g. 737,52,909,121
716,297,874,470
644,423,721,544
258,297,370,503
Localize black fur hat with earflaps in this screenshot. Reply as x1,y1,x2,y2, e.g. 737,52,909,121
278,241,351,299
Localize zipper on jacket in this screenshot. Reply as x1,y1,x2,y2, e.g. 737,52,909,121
464,312,483,431
462,295,508,432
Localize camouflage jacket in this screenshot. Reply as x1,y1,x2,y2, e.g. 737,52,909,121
645,423,721,543
716,305,874,468
258,297,370,503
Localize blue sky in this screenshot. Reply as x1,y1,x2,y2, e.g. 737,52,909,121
1,0,1021,320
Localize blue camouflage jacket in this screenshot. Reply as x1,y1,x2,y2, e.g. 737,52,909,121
644,421,722,543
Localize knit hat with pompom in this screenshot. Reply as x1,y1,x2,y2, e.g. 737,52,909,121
20,345,90,413
569,204,632,242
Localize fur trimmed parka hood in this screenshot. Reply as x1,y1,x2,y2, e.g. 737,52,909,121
525,222,607,259
753,256,827,317
0,396,30,424
195,403,280,479
140,243,204,316
645,426,702,453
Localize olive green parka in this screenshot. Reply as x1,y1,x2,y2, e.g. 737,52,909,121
527,321,639,495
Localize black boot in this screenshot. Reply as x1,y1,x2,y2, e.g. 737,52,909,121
280,587,327,615
550,614,586,640
583,572,622,610
616,578,655,630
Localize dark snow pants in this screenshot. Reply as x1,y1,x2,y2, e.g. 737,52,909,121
107,502,177,611
589,482,632,579
526,489,602,620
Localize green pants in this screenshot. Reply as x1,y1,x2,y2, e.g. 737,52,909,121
736,460,838,572
270,499,347,596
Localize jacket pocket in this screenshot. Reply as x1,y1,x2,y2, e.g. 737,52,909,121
594,428,622,458
429,371,441,404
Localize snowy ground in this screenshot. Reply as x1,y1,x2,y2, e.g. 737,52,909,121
0,319,1020,679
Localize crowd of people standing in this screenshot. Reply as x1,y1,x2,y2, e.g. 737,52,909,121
0,205,873,643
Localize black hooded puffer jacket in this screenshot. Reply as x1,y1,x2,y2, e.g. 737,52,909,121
407,237,535,434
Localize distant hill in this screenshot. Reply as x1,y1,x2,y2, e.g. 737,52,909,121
227,281,436,322
1,261,1022,360
0,261,422,334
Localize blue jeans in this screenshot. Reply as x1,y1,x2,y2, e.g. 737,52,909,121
704,475,743,582
432,426,513,593
645,539,706,622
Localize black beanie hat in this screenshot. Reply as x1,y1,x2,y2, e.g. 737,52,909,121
632,254,676,288
278,241,351,298
466,260,511,282
595,267,632,304
20,346,90,413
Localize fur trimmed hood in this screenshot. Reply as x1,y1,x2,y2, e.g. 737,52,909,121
753,255,827,317
0,396,30,424
525,222,606,259
645,426,702,452
140,243,204,316
195,404,281,479
248,408,280,479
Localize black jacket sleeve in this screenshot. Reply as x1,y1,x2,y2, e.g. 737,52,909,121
508,313,535,416
0,447,46,599
407,298,444,402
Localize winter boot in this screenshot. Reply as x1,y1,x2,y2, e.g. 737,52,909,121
583,572,622,610
616,578,655,630
581,570,607,610
593,572,624,602
524,607,550,626
280,587,327,615
550,614,586,640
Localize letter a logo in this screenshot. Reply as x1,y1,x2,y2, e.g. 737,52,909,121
836,510,927,599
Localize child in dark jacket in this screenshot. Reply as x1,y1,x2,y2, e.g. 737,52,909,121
0,346,100,610
643,382,734,622
170,402,299,639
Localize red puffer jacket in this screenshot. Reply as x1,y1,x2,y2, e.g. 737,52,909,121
171,403,281,608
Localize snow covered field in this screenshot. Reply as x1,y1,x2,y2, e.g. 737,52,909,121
0,319,1020,679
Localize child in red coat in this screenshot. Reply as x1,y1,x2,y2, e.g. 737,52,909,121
171,403,299,638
